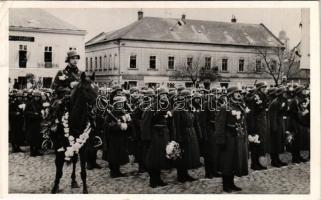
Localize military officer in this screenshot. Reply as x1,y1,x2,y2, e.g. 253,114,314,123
215,86,249,192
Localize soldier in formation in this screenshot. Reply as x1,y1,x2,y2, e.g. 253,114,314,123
9,55,310,192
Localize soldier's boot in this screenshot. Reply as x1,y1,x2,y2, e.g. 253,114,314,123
271,153,282,168
275,154,288,166
148,170,158,188
292,151,302,164
35,148,43,156
30,146,37,157
222,175,232,193
115,164,127,177
178,169,197,182
204,159,214,179
156,171,167,187
109,164,118,178
91,150,102,169
12,144,24,153
229,175,242,191
138,163,146,173
251,151,266,170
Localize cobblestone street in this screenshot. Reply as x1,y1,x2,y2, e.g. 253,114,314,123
9,148,310,194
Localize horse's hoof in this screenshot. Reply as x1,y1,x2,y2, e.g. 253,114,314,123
51,185,59,194
71,181,80,188
83,188,88,194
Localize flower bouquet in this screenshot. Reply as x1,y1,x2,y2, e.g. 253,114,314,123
166,141,182,160
285,131,293,145
231,110,242,120
18,103,26,111
254,94,262,104
248,134,261,144
164,111,172,119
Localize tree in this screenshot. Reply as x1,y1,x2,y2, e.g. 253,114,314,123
174,55,220,87
252,44,300,86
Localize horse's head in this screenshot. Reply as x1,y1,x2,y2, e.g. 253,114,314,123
72,72,98,106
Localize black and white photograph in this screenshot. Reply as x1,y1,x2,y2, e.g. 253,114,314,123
2,1,320,197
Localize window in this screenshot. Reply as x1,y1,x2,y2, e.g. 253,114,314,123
220,83,229,89
109,54,112,70
187,57,193,68
129,81,137,87
90,58,93,71
256,59,262,72
44,46,52,68
205,57,211,69
168,56,175,70
130,55,137,68
104,55,107,71
95,57,97,71
85,57,88,71
239,59,244,72
271,60,277,72
114,54,117,69
99,56,102,71
222,59,228,72
149,56,156,69
43,77,52,88
19,45,27,68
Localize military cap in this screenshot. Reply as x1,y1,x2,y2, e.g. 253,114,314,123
112,85,122,93
227,86,241,96
294,85,305,95
168,90,177,99
16,90,23,97
113,96,126,105
144,88,155,97
267,87,278,96
65,50,80,63
193,92,202,98
211,87,219,94
275,87,286,96
33,90,42,96
156,87,168,96
129,87,139,94
255,82,267,89
177,85,185,93
141,86,148,91
198,88,209,94
179,89,192,97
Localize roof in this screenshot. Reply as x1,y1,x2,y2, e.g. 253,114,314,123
9,8,86,35
86,17,283,47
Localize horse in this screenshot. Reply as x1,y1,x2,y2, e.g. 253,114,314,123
51,72,98,194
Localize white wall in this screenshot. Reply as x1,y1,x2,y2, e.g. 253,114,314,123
9,30,85,84
85,39,278,87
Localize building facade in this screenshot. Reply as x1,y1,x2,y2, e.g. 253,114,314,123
9,9,86,89
85,12,284,88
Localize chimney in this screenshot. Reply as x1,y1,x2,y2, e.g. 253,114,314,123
138,10,143,21
231,15,237,23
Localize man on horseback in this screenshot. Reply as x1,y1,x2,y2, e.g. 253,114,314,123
50,50,99,194
51,50,82,100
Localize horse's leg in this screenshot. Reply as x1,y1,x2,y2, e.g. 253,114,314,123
51,152,65,194
80,148,88,194
71,155,80,188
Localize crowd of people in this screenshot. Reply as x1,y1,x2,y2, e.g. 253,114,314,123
9,50,310,193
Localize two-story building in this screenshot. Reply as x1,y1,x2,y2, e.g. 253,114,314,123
9,8,86,89
85,11,284,88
